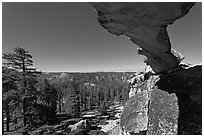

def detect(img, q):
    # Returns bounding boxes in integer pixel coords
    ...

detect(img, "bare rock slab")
[147,87,179,135]
[120,90,149,134]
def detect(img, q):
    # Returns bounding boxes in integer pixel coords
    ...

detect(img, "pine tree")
[52,75,70,114]
[3,47,40,129]
[2,67,20,133]
[38,79,58,120]
[52,82,63,114]
[70,77,81,117]
[3,47,37,72]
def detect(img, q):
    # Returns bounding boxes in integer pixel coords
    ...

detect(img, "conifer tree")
[2,67,20,132]
[70,77,81,117]
[3,47,40,129]
[38,79,58,119]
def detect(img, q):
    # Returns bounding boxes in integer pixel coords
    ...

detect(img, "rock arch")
[90,2,195,74]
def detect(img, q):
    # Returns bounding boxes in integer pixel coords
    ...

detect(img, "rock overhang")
[90,2,195,74]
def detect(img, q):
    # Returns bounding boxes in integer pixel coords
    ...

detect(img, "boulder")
[108,125,121,135]
[68,119,92,135]
[88,129,107,135]
[69,120,86,131]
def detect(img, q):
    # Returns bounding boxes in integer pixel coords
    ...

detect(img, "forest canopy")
[2,47,133,135]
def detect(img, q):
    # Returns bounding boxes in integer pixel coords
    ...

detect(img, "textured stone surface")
[153,65,202,135]
[120,65,201,135]
[120,75,159,134]
[147,87,179,135]
[121,90,149,134]
[90,2,195,74]
[90,2,201,135]
[128,73,144,98]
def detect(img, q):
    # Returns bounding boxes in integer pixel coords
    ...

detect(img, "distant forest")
[2,47,134,134]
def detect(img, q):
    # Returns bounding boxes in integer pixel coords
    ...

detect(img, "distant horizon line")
[41,68,144,73]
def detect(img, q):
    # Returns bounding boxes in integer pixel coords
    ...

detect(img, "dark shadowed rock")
[150,65,202,135]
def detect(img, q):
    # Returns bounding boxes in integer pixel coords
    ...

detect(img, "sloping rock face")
[90,2,195,74]
[121,90,150,134]
[121,74,159,134]
[147,86,179,135]
[120,65,202,135]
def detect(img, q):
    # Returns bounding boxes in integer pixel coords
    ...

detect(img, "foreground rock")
[147,86,179,135]
[121,65,202,135]
[30,118,82,135]
[90,2,195,74]
[121,74,159,134]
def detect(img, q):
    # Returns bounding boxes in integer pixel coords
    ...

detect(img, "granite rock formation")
[90,2,201,135]
[121,74,159,135]
[121,65,202,135]
[149,65,202,135]
[90,2,195,74]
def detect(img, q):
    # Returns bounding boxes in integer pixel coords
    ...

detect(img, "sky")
[2,2,202,72]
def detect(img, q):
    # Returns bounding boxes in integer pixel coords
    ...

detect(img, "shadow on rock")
[154,66,202,135]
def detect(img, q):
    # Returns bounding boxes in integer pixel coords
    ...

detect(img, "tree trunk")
[6,103,9,132]
[2,111,4,135]
[97,91,101,106]
[22,61,27,128]
[84,95,87,110]
[22,60,25,72]
[58,95,62,114]
[23,98,26,127]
